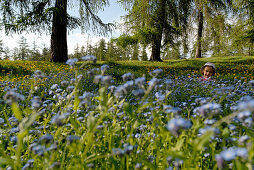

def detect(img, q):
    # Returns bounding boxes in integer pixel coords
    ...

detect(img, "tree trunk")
[150,38,163,61]
[50,0,68,62]
[195,8,203,58]
[149,0,166,62]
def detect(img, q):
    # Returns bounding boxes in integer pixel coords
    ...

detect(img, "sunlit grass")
[1,56,253,82]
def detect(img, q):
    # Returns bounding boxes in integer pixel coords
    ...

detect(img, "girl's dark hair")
[200,65,215,76]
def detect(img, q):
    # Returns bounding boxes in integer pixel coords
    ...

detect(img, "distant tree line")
[0,36,51,61]
[0,36,148,61]
[69,38,148,61]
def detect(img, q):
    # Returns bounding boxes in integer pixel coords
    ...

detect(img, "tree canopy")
[118,0,191,61]
[0,0,114,62]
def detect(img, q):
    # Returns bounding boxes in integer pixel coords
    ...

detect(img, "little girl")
[200,62,216,81]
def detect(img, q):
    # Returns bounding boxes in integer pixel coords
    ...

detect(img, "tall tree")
[192,0,232,58]
[12,47,19,60]
[80,45,86,56]
[18,36,30,60]
[140,45,148,61]
[119,0,191,61]
[73,43,81,59]
[31,39,41,60]
[0,37,4,59]
[42,44,51,61]
[230,0,254,55]
[0,0,114,62]
[132,43,139,60]
[3,47,11,60]
[51,0,68,62]
[106,39,122,61]
[97,38,107,61]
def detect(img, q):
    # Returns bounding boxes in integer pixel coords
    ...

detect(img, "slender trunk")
[50,0,68,62]
[195,8,203,58]
[149,0,166,62]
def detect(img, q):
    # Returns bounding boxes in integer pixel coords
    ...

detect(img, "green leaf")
[219,94,227,103]
[0,157,12,166]
[235,159,246,170]
[194,131,214,151]
[70,116,79,129]
[165,90,173,99]
[87,114,96,131]
[174,137,185,151]
[17,129,28,140]
[123,102,133,117]
[11,102,22,121]
[74,94,80,111]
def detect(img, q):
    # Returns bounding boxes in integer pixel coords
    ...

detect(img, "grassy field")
[0,56,254,81]
[0,56,253,169]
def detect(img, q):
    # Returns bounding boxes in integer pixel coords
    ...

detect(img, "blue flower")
[81,55,97,63]
[66,58,78,68]
[166,117,192,136]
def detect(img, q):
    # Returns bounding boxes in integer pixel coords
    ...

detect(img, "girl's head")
[201,62,216,78]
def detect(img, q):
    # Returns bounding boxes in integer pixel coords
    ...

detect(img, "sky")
[0,0,126,54]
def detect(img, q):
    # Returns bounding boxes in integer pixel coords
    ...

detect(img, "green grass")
[1,56,253,82]
[84,56,254,81]
[0,56,253,169]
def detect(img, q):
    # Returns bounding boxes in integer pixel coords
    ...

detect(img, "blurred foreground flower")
[248,80,254,88]
[66,58,78,68]
[215,147,248,169]
[166,117,192,136]
[32,70,45,79]
[4,89,25,104]
[31,96,42,110]
[81,55,97,63]
[193,103,222,118]
[22,159,34,170]
[149,69,163,77]
[122,72,134,81]
[101,64,109,75]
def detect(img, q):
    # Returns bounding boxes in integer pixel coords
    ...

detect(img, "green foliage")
[97,39,107,61]
[115,34,138,48]
[140,45,148,61]
[131,43,139,60]
[18,36,30,60]
[118,0,191,61]
[0,0,113,35]
[0,0,114,62]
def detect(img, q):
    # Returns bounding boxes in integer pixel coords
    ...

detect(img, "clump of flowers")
[122,72,134,81]
[32,70,46,79]
[149,69,163,77]
[215,147,248,169]
[166,117,192,136]
[66,58,78,69]
[81,55,97,63]
[31,96,42,110]
[3,89,25,104]
[193,103,222,118]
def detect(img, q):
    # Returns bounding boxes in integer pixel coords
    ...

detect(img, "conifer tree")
[0,0,114,62]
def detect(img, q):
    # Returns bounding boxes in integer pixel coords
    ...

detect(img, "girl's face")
[203,66,214,78]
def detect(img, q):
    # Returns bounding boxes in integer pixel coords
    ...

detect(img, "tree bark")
[149,0,166,62]
[150,38,163,61]
[195,8,203,58]
[50,0,68,62]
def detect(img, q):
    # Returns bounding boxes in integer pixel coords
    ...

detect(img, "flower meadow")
[0,56,254,169]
